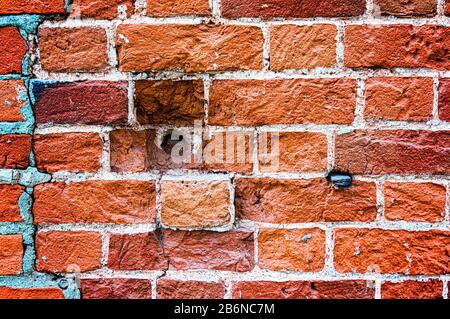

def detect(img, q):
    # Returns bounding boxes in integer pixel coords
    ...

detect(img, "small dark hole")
[160,131,184,155]
[326,171,353,189]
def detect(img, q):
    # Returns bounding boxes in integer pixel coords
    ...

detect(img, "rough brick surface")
[233,281,375,299]
[334,229,450,275]
[381,280,443,299]
[345,25,450,70]
[270,25,337,70]
[365,77,434,122]
[157,280,225,299]
[0,27,27,75]
[221,0,366,19]
[0,287,64,299]
[147,0,210,17]
[0,185,24,223]
[384,182,446,222]
[39,28,108,72]
[0,235,23,275]
[373,0,437,17]
[116,24,263,72]
[34,133,103,173]
[0,135,31,169]
[36,231,102,273]
[0,0,66,14]
[0,80,27,122]
[34,181,156,224]
[81,279,151,299]
[235,179,377,223]
[33,81,128,125]
[335,130,450,175]
[439,78,450,122]
[71,0,134,19]
[209,79,356,125]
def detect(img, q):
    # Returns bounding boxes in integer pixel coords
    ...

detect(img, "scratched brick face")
[0,0,448,301]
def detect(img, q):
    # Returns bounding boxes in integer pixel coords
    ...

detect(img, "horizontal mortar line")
[36,223,157,233]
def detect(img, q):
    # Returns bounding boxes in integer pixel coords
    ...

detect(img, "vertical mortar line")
[262,23,271,71]
[128,79,137,125]
[100,231,110,268]
[432,77,440,121]
[151,277,158,299]
[212,0,221,17]
[228,173,236,229]
[326,130,336,172]
[443,279,448,299]
[100,129,111,173]
[134,0,148,16]
[324,226,335,273]
[203,74,211,126]
[253,227,260,269]
[155,175,163,228]
[374,279,382,299]
[354,78,367,128]
[252,129,260,176]
[366,0,375,17]
[105,22,118,70]
[437,0,446,16]
[335,22,345,68]
[445,182,450,222]
[224,280,233,299]
[375,178,385,222]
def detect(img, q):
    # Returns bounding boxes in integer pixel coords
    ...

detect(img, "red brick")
[33,81,128,125]
[259,228,325,272]
[446,0,450,15]
[209,79,356,126]
[384,182,446,222]
[345,25,450,70]
[135,80,205,125]
[233,281,375,299]
[34,133,103,173]
[334,229,450,275]
[0,287,64,299]
[258,132,328,173]
[147,0,210,17]
[36,231,102,273]
[116,24,263,72]
[71,0,134,19]
[0,80,27,122]
[39,27,108,72]
[0,0,66,14]
[0,185,24,223]
[270,25,337,70]
[163,230,254,272]
[108,232,168,271]
[161,180,230,228]
[439,78,450,122]
[373,0,437,17]
[0,235,23,275]
[365,77,434,122]
[221,0,366,19]
[34,181,156,224]
[335,130,450,175]
[235,178,377,223]
[81,279,151,299]
[0,27,27,75]
[157,280,225,299]
[381,280,443,299]
[0,135,31,169]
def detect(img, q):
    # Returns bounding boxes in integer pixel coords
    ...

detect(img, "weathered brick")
[147,0,210,17]
[235,178,377,223]
[439,78,450,122]
[446,0,450,15]
[81,279,151,299]
[163,230,254,272]
[0,135,31,169]
[33,81,128,125]
[0,287,64,299]
[221,0,366,19]
[34,181,156,224]
[135,80,205,125]
[0,0,66,14]
[39,27,108,72]
[0,27,27,75]
[116,24,263,72]
[270,25,337,70]
[259,228,325,272]
[34,133,103,173]
[334,229,450,275]
[381,280,443,299]
[71,0,134,19]
[161,180,230,228]
[157,280,225,299]
[365,77,434,122]
[258,132,328,173]
[335,130,450,175]
[0,80,27,122]
[373,0,437,17]
[108,232,167,271]
[0,235,23,275]
[0,185,24,223]
[36,231,102,273]
[345,25,450,70]
[209,79,356,126]
[233,281,375,299]
[384,182,446,222]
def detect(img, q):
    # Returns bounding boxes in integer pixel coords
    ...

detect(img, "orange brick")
[0,287,64,299]
[0,0,66,14]
[71,0,134,19]
[381,280,443,299]
[0,80,27,122]
[157,279,225,299]
[147,0,210,17]
[0,235,23,275]
[0,185,24,223]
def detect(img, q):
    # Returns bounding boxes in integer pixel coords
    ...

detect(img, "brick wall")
[0,0,449,299]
